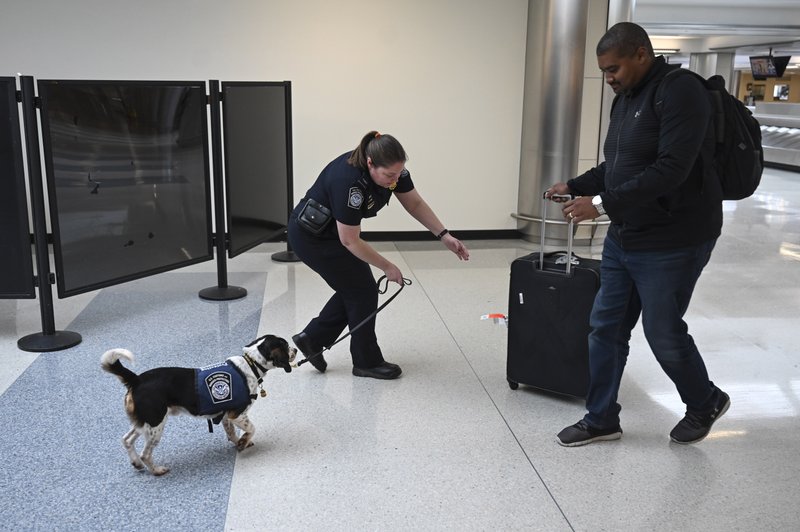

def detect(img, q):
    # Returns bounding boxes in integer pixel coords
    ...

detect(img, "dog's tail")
[100,348,139,388]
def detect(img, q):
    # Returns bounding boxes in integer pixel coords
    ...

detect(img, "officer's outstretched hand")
[383,263,404,285]
[443,234,470,261]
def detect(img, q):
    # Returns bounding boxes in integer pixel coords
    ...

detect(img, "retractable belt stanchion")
[17,75,81,352]
[199,79,247,301]
[271,81,300,263]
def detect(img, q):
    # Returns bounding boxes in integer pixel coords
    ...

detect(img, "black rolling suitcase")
[507,197,601,397]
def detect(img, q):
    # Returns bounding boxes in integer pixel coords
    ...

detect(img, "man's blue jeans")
[584,235,719,429]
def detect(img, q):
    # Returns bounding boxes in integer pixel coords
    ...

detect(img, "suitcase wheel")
[507,379,519,390]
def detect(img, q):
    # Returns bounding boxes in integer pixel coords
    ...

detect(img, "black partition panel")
[0,77,35,299]
[38,80,213,297]
[222,82,290,257]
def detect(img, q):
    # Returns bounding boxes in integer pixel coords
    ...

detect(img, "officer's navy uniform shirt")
[293,151,415,239]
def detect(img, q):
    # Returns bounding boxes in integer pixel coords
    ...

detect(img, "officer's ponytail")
[347,131,407,169]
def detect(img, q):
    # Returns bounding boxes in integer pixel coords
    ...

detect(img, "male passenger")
[546,22,729,446]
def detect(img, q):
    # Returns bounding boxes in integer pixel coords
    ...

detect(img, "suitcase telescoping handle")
[539,193,575,275]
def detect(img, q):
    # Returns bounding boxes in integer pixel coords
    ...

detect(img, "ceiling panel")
[633,0,800,70]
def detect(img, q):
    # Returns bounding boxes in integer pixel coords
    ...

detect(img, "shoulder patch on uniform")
[347,187,364,209]
[400,168,410,178]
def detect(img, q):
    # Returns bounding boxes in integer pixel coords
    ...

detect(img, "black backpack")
[656,69,763,200]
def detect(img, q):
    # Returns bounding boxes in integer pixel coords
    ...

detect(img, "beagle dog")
[101,334,296,476]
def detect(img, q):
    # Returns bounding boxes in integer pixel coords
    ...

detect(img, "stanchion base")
[272,250,301,263]
[17,331,82,353]
[199,286,248,301]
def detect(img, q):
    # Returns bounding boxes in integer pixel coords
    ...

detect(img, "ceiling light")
[654,48,680,55]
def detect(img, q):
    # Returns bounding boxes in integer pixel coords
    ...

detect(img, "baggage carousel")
[753,102,800,170]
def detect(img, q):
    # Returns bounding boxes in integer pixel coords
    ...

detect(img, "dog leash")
[295,275,412,367]
[207,278,409,432]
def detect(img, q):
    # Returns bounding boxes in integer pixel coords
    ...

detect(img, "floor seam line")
[400,251,575,532]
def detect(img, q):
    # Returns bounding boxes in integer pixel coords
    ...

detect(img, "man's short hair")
[596,22,655,58]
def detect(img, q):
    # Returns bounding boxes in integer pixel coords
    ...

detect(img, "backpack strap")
[655,69,728,145]
[653,68,702,115]
[652,68,719,195]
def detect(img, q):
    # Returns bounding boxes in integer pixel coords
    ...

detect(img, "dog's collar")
[242,353,268,384]
[241,353,269,400]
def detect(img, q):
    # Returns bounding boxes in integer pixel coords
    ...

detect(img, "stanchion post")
[272,81,300,263]
[199,79,247,301]
[17,75,81,352]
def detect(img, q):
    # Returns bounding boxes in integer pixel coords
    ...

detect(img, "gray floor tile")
[1,168,798,531]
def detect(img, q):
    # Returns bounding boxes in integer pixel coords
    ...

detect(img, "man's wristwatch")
[592,195,606,216]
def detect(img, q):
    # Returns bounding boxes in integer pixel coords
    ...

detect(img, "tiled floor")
[0,168,798,531]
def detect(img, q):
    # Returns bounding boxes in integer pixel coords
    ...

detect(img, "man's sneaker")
[556,420,622,447]
[670,390,730,444]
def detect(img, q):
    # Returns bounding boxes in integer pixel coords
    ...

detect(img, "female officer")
[288,131,470,379]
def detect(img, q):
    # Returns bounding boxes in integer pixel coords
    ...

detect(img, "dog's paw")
[152,466,170,476]
[236,439,254,452]
[131,460,145,471]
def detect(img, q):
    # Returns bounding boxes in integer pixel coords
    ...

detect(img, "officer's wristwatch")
[592,195,606,216]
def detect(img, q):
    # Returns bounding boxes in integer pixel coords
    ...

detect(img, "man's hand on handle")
[544,184,600,223]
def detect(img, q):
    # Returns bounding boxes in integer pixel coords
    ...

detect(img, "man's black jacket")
[568,56,723,250]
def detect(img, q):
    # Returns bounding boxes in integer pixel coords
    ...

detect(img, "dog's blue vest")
[195,361,252,416]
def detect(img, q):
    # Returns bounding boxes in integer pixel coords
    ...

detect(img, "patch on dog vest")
[195,361,251,416]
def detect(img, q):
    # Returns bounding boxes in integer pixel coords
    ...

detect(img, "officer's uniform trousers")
[287,215,384,368]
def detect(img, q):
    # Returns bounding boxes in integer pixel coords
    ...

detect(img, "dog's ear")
[255,335,278,358]
[257,336,293,372]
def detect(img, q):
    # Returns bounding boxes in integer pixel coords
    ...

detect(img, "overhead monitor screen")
[750,55,777,80]
[38,80,213,297]
[771,56,791,78]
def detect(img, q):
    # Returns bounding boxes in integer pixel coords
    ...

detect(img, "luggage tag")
[554,254,580,266]
[481,313,508,327]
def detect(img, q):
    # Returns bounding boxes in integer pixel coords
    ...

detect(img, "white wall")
[0,0,529,232]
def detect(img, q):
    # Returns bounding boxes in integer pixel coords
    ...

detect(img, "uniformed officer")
[288,131,470,379]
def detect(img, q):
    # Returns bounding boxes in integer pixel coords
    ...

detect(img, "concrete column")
[690,52,736,91]
[516,0,636,243]
[597,0,636,164]
[516,0,589,241]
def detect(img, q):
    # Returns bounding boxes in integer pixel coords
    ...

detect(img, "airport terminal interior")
[0,166,798,530]
[3,1,800,530]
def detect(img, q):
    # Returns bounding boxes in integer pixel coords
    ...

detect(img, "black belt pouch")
[297,198,333,235]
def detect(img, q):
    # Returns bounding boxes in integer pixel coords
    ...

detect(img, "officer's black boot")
[292,332,327,373]
[352,361,402,380]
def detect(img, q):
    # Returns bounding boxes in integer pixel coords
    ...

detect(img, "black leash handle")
[296,275,412,366]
